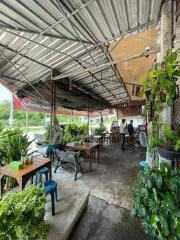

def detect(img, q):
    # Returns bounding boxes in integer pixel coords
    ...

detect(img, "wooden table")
[66,142,100,171]
[93,135,103,147]
[0,157,51,196]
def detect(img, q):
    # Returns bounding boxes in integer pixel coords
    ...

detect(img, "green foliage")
[0,100,46,128]
[0,100,10,120]
[43,124,50,143]
[175,139,180,152]
[158,125,180,152]
[94,127,106,135]
[142,50,180,153]
[150,123,180,153]
[0,129,34,164]
[0,185,48,240]
[132,165,180,240]
[143,49,179,111]
[64,124,88,143]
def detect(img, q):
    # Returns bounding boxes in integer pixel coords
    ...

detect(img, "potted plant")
[142,49,180,163]
[0,129,35,190]
[0,185,48,239]
[142,49,180,111]
[0,128,34,164]
[157,125,180,166]
[131,164,180,240]
[94,127,106,135]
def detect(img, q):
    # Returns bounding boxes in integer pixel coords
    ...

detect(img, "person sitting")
[128,120,134,136]
[127,120,135,151]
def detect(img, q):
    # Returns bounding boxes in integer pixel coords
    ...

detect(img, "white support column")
[159,0,173,124]
[160,0,173,59]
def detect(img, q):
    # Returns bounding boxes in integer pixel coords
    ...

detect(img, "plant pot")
[157,146,180,167]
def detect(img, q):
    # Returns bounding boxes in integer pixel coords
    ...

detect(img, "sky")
[0,83,12,103]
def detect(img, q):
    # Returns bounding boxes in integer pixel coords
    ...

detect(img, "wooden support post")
[116,108,119,122]
[100,98,103,128]
[50,71,56,141]
[50,77,53,141]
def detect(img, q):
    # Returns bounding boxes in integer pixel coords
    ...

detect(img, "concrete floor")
[69,195,151,240]
[44,143,146,240]
[76,143,145,209]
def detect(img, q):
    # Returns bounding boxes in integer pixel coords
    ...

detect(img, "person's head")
[122,119,126,124]
[130,120,133,124]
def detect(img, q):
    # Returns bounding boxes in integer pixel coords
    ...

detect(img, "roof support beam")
[108,96,128,102]
[0,43,52,69]
[52,48,160,80]
[98,87,126,95]
[72,84,110,107]
[99,42,130,100]
[98,19,160,45]
[0,26,93,45]
[0,48,46,101]
[37,0,96,43]
[50,0,97,44]
[1,29,95,66]
[56,0,98,65]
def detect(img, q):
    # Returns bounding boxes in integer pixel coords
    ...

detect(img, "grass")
[21,126,45,133]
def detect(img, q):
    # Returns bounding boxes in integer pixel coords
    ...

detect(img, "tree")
[0,100,10,120]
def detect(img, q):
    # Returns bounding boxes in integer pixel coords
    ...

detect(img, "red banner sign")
[13,95,114,117]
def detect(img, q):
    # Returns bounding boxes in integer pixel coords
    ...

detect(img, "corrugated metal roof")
[0,0,162,109]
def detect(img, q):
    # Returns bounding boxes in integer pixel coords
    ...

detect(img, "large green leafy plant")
[158,125,180,152]
[94,127,106,135]
[64,124,88,143]
[132,165,180,240]
[0,128,34,164]
[0,129,34,189]
[142,49,180,152]
[143,49,180,111]
[0,185,48,240]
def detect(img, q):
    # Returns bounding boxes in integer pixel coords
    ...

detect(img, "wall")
[109,27,158,101]
[116,106,142,118]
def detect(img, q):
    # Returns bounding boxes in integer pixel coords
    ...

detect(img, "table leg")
[31,176,33,184]
[97,146,100,163]
[17,177,26,191]
[48,163,52,180]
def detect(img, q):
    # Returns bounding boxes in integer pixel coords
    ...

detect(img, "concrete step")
[46,190,90,240]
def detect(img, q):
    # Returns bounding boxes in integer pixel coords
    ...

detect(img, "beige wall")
[109,27,159,101]
[116,106,142,119]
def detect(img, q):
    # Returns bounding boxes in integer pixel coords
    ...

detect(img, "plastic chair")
[53,149,82,180]
[44,180,58,216]
[140,160,147,171]
[35,167,49,184]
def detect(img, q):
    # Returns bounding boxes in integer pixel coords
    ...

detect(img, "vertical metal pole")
[100,98,103,128]
[116,107,119,122]
[53,81,56,131]
[25,111,28,128]
[87,96,90,136]
[50,71,53,141]
[9,93,14,129]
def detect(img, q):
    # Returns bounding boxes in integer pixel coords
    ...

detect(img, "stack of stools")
[44,180,58,216]
[36,167,58,216]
